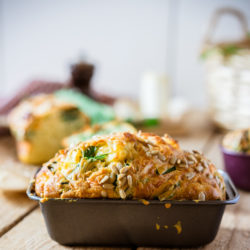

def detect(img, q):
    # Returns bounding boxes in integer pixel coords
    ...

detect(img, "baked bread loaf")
[62,121,137,147]
[223,128,250,154]
[35,132,226,201]
[8,94,89,164]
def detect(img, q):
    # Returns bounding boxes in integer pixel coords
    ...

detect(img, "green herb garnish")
[24,130,35,140]
[83,146,108,161]
[93,154,108,160]
[47,165,54,171]
[61,108,79,122]
[47,161,57,174]
[166,192,175,200]
[84,146,97,158]
[162,166,176,175]
[159,191,175,201]
[156,166,176,175]
[113,175,118,187]
[61,181,69,185]
[125,160,130,166]
[174,181,181,188]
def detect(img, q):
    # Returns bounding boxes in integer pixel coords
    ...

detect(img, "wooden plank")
[0,136,37,236]
[0,132,213,249]
[202,134,250,250]
[201,133,224,169]
[227,192,250,250]
[0,191,37,237]
[0,208,131,250]
[176,130,212,152]
[0,136,39,191]
[203,191,250,250]
[0,208,69,250]
[203,134,233,250]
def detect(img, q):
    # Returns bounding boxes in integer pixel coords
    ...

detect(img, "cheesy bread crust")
[8,94,89,164]
[35,132,226,201]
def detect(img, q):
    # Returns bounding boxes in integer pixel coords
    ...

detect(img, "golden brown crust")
[35,132,226,201]
[8,94,89,164]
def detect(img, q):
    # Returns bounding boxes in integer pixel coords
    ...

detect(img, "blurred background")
[0,0,250,135]
[0,0,249,103]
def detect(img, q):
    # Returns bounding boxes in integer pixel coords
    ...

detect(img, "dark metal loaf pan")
[27,170,239,248]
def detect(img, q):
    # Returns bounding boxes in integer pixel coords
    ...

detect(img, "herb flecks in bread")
[35,132,226,201]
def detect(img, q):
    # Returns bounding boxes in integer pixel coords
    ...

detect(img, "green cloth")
[55,89,115,125]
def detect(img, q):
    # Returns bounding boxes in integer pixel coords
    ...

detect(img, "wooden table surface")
[0,129,249,250]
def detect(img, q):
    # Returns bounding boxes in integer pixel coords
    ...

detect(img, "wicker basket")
[202,8,250,130]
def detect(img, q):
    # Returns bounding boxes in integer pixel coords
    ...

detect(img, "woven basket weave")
[202,8,250,130]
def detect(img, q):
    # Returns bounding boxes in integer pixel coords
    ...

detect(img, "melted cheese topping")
[35,132,226,201]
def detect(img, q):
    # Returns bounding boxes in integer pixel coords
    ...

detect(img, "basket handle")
[204,7,249,45]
